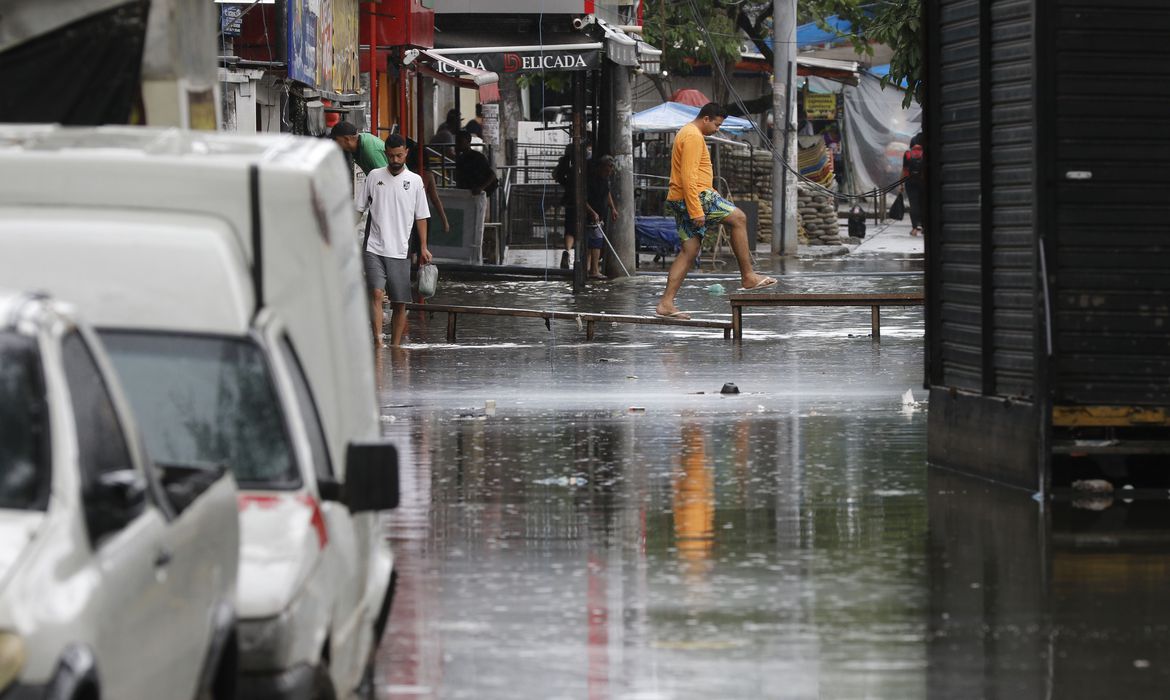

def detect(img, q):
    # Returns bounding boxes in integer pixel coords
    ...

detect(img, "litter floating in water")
[901,389,925,412]
[485,399,497,417]
[1072,479,1114,494]
[721,383,740,395]
[533,475,588,487]
[628,406,646,413]
[706,283,726,295]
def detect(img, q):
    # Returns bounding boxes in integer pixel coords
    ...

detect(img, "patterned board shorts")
[665,190,737,242]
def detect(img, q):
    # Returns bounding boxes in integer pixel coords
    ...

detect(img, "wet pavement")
[370,243,1170,698]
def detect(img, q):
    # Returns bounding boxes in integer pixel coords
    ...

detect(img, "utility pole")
[772,0,798,256]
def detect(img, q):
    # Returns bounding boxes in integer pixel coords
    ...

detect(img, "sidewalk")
[501,218,924,269]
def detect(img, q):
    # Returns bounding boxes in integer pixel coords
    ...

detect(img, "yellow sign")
[804,93,837,120]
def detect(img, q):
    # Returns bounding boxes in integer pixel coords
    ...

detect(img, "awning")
[405,48,500,103]
[595,18,638,67]
[636,40,662,76]
[797,56,861,85]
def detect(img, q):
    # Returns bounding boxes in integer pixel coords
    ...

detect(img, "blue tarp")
[635,216,680,256]
[764,15,854,52]
[866,64,909,88]
[631,102,754,134]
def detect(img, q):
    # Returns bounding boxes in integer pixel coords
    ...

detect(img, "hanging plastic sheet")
[808,73,921,200]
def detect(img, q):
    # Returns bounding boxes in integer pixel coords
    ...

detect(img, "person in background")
[330,121,387,174]
[464,104,484,138]
[656,102,776,320]
[454,130,497,261]
[444,108,462,135]
[901,132,926,236]
[551,131,594,269]
[354,135,431,347]
[585,155,618,280]
[430,121,455,147]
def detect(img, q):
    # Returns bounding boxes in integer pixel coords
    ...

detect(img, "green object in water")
[707,283,726,295]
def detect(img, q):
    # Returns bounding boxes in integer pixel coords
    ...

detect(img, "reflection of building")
[928,470,1170,696]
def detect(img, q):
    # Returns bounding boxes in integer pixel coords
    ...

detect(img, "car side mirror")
[317,475,344,503]
[345,442,399,512]
[85,469,148,543]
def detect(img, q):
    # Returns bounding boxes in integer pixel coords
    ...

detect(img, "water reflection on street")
[371,258,1170,698]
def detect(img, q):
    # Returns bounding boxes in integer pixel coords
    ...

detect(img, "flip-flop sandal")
[741,277,778,291]
[655,310,692,320]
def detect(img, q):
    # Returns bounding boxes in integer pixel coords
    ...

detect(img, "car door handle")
[154,548,173,569]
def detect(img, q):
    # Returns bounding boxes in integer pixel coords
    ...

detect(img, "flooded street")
[371,251,1170,698]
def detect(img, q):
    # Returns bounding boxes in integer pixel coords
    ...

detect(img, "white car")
[0,292,240,700]
[0,125,399,700]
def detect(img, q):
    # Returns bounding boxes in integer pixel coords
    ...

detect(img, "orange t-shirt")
[667,122,713,219]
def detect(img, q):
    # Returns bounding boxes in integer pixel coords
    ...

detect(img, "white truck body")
[0,126,397,698]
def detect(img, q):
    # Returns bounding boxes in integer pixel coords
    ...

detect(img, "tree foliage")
[640,0,743,80]
[637,1,922,107]
[802,0,924,107]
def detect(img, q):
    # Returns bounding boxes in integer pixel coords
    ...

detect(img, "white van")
[0,291,239,700]
[0,126,398,699]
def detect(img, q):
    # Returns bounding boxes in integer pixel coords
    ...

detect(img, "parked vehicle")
[0,291,240,700]
[0,126,400,699]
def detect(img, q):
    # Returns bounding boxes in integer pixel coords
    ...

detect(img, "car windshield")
[100,331,300,490]
[0,333,49,510]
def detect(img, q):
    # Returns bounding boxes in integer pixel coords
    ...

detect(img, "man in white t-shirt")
[355,134,432,347]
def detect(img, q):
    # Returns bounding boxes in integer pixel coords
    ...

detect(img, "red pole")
[368,2,379,134]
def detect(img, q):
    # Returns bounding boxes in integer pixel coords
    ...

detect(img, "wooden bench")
[728,292,925,341]
[405,302,733,342]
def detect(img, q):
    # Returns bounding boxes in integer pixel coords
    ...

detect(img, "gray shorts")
[364,252,412,303]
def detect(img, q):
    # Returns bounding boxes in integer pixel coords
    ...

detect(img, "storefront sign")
[482,103,500,145]
[221,5,244,36]
[288,0,360,93]
[433,47,601,76]
[805,93,838,120]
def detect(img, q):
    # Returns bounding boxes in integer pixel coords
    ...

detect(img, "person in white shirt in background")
[356,134,432,347]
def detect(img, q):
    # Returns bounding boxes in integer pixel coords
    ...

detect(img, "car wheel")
[311,662,337,700]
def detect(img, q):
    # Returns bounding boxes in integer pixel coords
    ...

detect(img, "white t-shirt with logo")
[355,166,430,259]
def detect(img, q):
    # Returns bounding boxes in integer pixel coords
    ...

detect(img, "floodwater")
[370,253,1170,699]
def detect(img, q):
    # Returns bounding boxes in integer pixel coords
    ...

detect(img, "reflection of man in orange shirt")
[656,103,776,320]
[674,422,713,578]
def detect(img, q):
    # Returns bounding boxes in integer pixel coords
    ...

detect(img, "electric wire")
[682,0,908,202]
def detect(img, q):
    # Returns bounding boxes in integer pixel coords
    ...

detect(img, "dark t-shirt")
[454,149,494,192]
[586,172,611,221]
[464,118,483,137]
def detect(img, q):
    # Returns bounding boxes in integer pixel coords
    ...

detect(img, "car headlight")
[0,632,25,691]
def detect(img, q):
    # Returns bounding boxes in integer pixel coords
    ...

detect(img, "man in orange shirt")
[656,103,776,319]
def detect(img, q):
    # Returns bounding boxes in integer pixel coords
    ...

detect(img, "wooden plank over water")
[404,303,733,342]
[727,292,925,341]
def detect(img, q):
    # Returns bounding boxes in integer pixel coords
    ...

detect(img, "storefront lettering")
[434,52,593,75]
[437,58,489,75]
